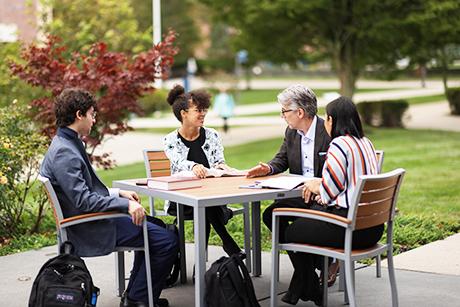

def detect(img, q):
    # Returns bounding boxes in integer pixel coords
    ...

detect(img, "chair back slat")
[150,169,171,177]
[349,168,405,230]
[144,150,171,178]
[355,209,391,230]
[147,151,168,160]
[361,175,399,191]
[359,184,397,203]
[357,196,393,217]
[149,160,170,171]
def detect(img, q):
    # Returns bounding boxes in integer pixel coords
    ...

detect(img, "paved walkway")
[2,236,460,306]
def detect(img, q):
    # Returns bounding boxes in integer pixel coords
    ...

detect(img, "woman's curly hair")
[167,84,211,122]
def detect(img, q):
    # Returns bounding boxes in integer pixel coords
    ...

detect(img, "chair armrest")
[60,212,130,228]
[273,208,351,228]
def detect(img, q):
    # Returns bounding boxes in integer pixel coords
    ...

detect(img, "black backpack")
[28,242,99,307]
[205,254,261,307]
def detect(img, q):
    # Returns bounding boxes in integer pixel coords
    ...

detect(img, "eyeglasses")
[280,109,294,117]
[188,108,208,114]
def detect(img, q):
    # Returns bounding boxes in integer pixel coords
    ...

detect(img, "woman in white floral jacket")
[162,84,244,258]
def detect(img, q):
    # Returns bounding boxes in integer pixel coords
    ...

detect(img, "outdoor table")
[113,175,302,306]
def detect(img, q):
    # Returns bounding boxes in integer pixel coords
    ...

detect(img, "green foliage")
[390,214,460,254]
[0,101,48,238]
[199,0,417,97]
[0,42,46,108]
[0,232,57,256]
[357,100,409,127]
[446,87,460,115]
[138,89,169,115]
[41,0,151,54]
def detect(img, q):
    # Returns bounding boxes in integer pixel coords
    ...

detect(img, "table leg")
[251,201,261,276]
[194,206,206,307]
[177,203,187,284]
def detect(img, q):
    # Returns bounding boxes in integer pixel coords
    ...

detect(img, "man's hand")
[192,164,207,178]
[120,190,140,203]
[246,162,271,178]
[302,178,321,203]
[128,200,145,226]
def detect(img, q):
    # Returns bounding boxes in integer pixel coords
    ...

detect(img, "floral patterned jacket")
[163,127,226,174]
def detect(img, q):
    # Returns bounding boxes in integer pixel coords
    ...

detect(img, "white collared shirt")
[297,116,317,177]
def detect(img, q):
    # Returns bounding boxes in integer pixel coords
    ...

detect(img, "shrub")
[446,87,460,115]
[138,89,169,116]
[0,101,49,239]
[10,33,178,169]
[357,100,409,127]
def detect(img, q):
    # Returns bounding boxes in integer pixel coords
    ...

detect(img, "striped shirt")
[319,135,378,209]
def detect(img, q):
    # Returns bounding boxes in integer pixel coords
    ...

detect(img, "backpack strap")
[232,256,260,307]
[59,241,75,255]
[224,257,250,304]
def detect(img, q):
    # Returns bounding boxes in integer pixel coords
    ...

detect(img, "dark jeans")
[115,217,179,304]
[284,204,384,299]
[262,197,308,242]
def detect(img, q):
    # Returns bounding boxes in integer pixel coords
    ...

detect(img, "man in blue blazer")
[40,88,178,307]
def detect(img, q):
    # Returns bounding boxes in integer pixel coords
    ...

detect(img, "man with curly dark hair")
[41,88,178,307]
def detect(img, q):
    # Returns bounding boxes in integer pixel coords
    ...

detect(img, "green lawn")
[97,128,460,252]
[405,94,447,105]
[99,128,460,221]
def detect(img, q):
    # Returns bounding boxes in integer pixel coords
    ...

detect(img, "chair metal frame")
[38,175,154,307]
[270,168,405,307]
[143,149,252,282]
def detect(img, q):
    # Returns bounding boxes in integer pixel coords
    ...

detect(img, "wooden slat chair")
[270,168,405,307]
[336,149,386,293]
[143,149,252,283]
[38,175,155,307]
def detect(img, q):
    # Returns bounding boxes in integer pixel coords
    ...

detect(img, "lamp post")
[153,0,162,88]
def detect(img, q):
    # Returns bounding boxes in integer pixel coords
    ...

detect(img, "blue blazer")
[40,127,129,257]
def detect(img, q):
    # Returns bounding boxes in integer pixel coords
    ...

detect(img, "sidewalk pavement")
[1,234,460,306]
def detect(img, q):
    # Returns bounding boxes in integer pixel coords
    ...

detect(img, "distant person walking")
[213,87,235,133]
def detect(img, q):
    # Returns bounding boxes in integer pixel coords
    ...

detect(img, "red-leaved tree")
[10,31,178,169]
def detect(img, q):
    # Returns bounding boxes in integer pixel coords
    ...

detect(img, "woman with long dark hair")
[281,96,383,305]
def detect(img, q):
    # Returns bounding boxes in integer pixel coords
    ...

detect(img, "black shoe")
[120,295,147,307]
[281,291,300,305]
[120,292,168,307]
[156,298,169,307]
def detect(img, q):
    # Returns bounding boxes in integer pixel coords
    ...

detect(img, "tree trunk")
[440,48,449,94]
[334,38,358,99]
[333,0,358,99]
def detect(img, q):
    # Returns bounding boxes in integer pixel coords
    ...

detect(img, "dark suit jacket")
[40,127,129,257]
[269,116,331,178]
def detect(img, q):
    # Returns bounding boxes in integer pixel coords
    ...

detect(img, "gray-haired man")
[246,84,331,237]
